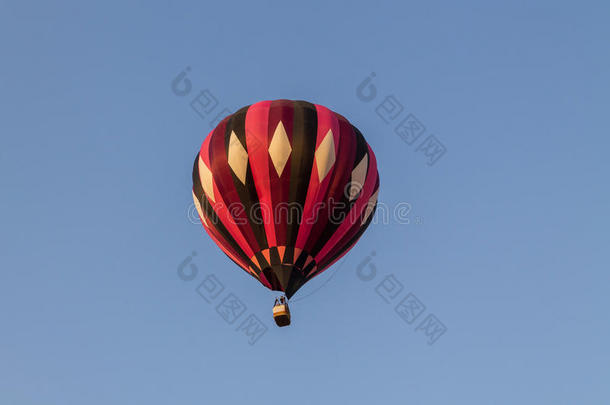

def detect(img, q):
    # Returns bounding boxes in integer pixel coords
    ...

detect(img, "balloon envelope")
[192,100,379,298]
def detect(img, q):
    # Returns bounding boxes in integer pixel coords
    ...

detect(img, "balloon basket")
[273,296,291,327]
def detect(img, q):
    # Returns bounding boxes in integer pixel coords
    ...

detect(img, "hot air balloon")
[192,100,379,326]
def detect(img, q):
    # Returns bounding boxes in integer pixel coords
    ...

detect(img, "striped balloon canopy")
[192,100,379,298]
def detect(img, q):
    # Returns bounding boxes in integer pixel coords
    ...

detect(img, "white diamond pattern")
[349,154,368,200]
[315,129,336,181]
[268,121,292,176]
[227,131,249,184]
[361,189,379,224]
[198,156,215,203]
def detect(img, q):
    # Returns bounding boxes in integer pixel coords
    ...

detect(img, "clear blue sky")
[1,1,609,404]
